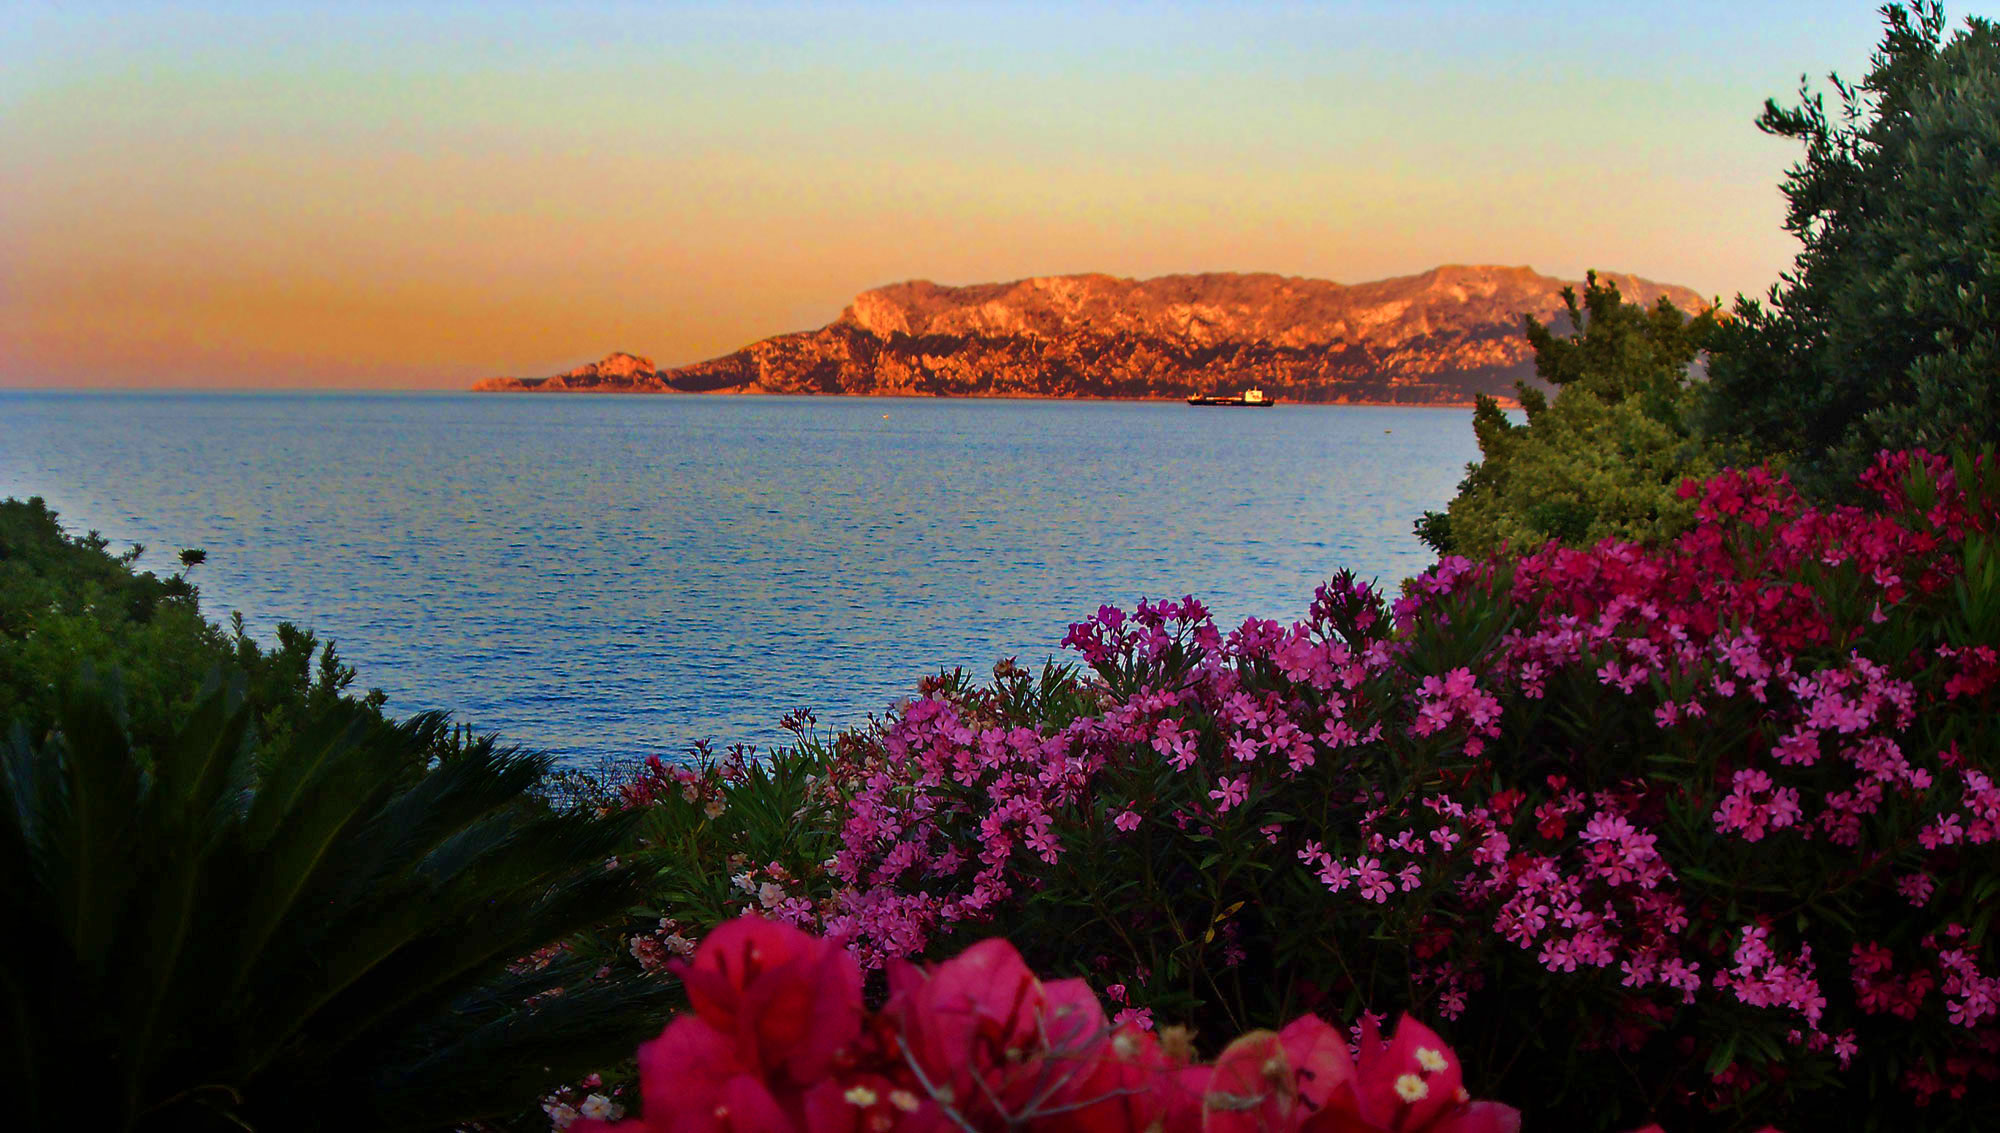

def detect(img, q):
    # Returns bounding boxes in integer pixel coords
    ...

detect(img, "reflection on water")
[0,392,1476,765]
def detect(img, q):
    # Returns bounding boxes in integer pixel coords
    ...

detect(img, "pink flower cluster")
[617,742,750,814]
[621,450,1998,1124]
[826,586,1408,966]
[575,914,1520,1133]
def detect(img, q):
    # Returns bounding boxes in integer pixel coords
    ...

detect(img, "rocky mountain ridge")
[472,266,1707,403]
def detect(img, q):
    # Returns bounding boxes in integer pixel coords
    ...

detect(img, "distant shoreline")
[468,266,1695,407]
[1,387,1512,408]
[469,387,1517,410]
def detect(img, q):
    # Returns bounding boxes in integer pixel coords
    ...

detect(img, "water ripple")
[2,392,1477,765]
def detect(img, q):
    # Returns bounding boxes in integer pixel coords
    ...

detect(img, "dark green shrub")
[0,678,673,1132]
[0,496,381,760]
[1703,1,2000,492]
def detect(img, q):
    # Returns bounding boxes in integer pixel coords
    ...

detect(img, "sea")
[0,392,1478,768]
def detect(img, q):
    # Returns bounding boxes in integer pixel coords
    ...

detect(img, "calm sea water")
[1,393,1476,765]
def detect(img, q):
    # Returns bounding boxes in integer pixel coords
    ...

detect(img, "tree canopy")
[1703,1,2000,493]
[1418,275,1719,557]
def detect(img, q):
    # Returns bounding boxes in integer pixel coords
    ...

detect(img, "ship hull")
[1186,395,1277,407]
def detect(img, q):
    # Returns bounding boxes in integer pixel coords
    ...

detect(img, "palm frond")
[3,668,658,1133]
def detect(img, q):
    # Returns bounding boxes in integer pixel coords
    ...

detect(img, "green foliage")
[0,496,676,1130]
[0,497,382,760]
[1418,275,1720,557]
[1703,1,2000,493]
[631,739,842,933]
[0,677,673,1132]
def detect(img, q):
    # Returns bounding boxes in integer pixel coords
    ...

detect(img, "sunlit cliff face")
[472,266,1705,404]
[0,2,1929,388]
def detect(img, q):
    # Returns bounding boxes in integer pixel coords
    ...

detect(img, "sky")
[5,1,1996,389]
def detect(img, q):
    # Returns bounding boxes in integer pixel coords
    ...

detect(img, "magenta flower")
[1209,775,1249,812]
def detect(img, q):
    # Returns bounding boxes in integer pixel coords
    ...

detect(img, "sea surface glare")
[1,393,1479,766]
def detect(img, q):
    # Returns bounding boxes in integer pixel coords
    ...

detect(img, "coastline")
[0,388,1516,408]
[467,386,1518,410]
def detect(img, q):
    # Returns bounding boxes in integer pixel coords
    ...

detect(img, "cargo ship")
[1186,388,1276,407]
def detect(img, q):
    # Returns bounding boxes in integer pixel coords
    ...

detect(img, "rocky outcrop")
[471,351,669,392]
[474,267,1707,403]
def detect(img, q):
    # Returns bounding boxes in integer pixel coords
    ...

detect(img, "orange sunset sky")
[6,1,1998,389]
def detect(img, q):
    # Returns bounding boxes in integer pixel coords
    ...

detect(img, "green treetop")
[1703,1,2000,494]
[1417,274,1720,558]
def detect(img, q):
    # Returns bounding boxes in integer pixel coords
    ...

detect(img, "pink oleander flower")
[1210,775,1250,812]
[792,448,2000,1122]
